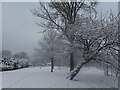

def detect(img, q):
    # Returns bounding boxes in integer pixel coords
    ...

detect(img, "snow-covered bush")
[17,58,30,68]
[0,57,30,71]
[0,58,14,71]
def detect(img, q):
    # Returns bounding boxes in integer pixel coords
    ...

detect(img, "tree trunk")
[70,52,74,71]
[104,64,109,76]
[67,60,90,80]
[51,58,54,72]
[67,39,92,80]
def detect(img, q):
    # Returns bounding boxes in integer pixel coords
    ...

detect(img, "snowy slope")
[2,67,118,88]
[0,72,2,89]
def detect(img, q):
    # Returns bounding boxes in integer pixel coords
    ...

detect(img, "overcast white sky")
[2,2,118,56]
[2,2,41,56]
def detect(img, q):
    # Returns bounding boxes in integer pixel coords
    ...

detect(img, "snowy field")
[0,72,2,89]
[1,66,118,88]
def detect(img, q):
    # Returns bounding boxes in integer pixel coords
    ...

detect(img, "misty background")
[2,2,118,56]
[1,2,119,88]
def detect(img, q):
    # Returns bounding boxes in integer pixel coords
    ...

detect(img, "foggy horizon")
[1,1,119,88]
[2,2,118,56]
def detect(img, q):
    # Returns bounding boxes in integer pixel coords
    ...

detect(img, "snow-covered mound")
[1,66,118,88]
[0,58,30,71]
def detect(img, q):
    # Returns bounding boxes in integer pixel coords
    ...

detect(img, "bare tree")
[66,11,119,80]
[2,50,12,58]
[13,52,29,59]
[31,1,119,80]
[31,0,97,71]
[34,29,62,72]
[19,52,29,59]
[13,53,20,59]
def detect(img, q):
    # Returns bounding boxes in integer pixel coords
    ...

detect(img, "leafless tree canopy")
[32,1,119,80]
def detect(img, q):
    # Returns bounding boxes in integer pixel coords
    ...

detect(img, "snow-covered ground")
[0,72,2,89]
[1,66,118,88]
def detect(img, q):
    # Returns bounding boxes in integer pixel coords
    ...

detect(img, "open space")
[2,67,118,88]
